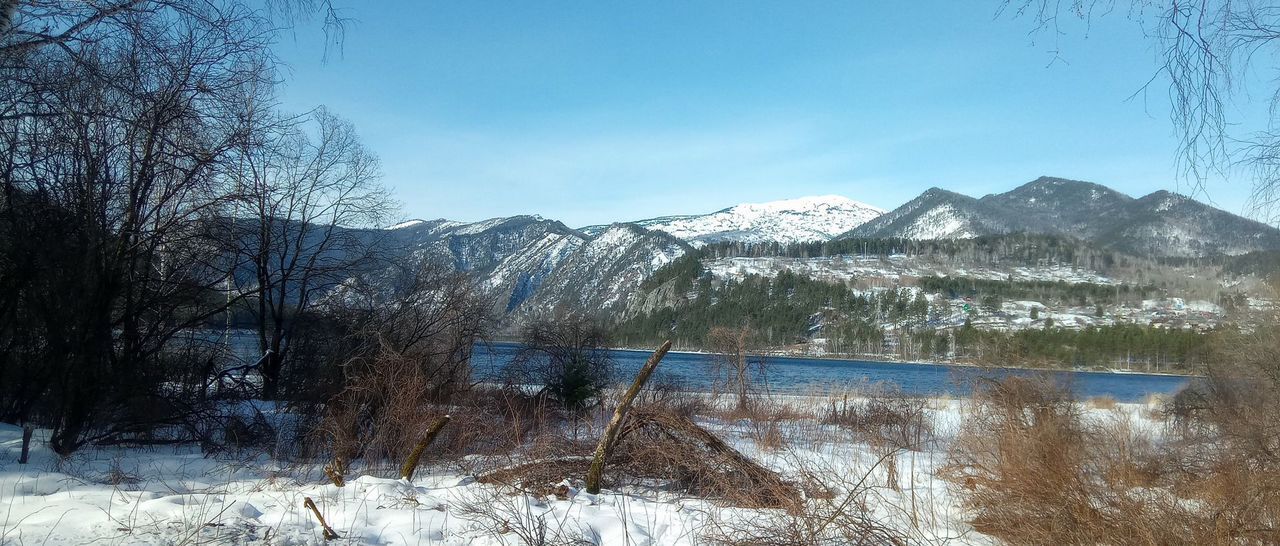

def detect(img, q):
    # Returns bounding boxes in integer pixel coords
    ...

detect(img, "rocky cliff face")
[375,216,690,318]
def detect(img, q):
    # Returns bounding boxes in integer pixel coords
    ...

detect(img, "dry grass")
[453,485,596,545]
[699,453,912,546]
[823,387,933,452]
[1086,395,1118,410]
[313,350,452,476]
[939,375,1277,545]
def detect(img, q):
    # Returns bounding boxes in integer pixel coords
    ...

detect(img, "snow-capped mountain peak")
[388,219,427,230]
[727,194,880,214]
[607,194,885,246]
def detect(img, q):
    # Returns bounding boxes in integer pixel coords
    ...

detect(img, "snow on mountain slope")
[843,188,1002,240]
[389,216,582,273]
[387,219,429,230]
[366,217,689,317]
[845,177,1280,256]
[519,224,690,314]
[484,231,587,312]
[896,203,979,239]
[592,195,885,246]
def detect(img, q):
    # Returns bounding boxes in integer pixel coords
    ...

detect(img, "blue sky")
[272,1,1266,227]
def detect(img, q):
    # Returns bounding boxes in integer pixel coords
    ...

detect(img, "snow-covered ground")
[0,394,1170,545]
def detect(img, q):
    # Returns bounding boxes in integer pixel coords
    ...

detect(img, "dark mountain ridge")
[841,176,1280,257]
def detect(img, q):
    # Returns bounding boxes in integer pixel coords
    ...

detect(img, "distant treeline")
[700,233,1145,271]
[1210,250,1280,278]
[620,257,1215,371]
[953,323,1210,371]
[619,269,930,348]
[917,276,1157,306]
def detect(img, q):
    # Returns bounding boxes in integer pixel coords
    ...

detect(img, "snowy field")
[0,395,1167,545]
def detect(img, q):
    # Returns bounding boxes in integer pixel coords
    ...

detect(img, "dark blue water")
[473,342,1192,402]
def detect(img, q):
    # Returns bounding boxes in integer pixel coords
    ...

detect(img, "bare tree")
[0,1,348,61]
[230,106,392,400]
[707,325,768,412]
[508,314,615,412]
[0,0,275,453]
[314,258,493,470]
[998,1,1280,219]
[0,0,376,452]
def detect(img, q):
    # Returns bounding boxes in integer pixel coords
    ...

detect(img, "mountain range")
[581,195,884,246]
[379,216,690,318]
[842,176,1280,257]
[374,176,1279,319]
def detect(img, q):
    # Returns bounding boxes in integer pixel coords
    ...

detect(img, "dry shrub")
[824,386,932,451]
[943,375,1212,545]
[701,392,768,422]
[943,375,1093,542]
[434,383,614,481]
[1092,411,1165,489]
[1155,325,1280,544]
[304,260,491,473]
[633,374,708,417]
[707,325,768,413]
[1086,395,1118,410]
[453,386,561,453]
[949,328,1280,546]
[475,407,802,511]
[613,408,801,510]
[477,457,595,498]
[749,417,787,452]
[700,455,910,546]
[703,506,905,546]
[454,485,596,546]
[730,399,807,453]
[315,347,451,473]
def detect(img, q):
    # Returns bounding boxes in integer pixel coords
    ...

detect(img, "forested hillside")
[617,245,1237,371]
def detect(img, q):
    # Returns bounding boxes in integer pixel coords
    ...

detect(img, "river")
[472,341,1191,402]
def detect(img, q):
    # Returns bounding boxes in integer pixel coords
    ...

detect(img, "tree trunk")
[261,351,282,400]
[400,414,451,481]
[18,425,32,464]
[585,340,671,494]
